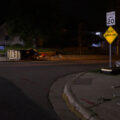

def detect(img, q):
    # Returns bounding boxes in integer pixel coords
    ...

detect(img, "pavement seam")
[63,72,101,120]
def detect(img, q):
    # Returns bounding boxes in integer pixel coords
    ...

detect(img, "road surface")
[0,61,107,120]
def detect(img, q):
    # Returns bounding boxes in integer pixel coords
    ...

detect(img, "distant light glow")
[101,68,112,72]
[95,32,101,35]
[92,43,101,47]
[0,46,5,50]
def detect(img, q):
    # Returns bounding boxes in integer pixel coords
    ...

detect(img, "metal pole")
[109,44,112,68]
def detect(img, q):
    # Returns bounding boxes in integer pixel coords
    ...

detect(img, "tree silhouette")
[6,0,63,47]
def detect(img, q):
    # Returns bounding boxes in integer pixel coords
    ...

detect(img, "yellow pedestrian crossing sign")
[103,26,118,44]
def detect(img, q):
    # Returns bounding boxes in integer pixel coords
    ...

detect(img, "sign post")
[103,26,118,68]
[109,44,112,68]
[103,11,117,68]
[101,11,119,73]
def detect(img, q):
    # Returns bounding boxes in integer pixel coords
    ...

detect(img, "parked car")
[20,48,45,60]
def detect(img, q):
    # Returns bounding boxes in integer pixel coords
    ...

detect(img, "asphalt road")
[0,61,107,120]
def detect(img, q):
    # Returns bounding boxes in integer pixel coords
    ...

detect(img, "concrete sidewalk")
[63,72,120,120]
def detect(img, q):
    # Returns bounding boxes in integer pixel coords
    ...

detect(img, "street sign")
[106,11,115,26]
[103,26,118,44]
[103,26,118,68]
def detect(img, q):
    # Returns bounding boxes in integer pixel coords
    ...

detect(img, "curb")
[63,72,101,120]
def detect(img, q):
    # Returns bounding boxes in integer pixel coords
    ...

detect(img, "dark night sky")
[62,0,108,25]
[0,0,110,26]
